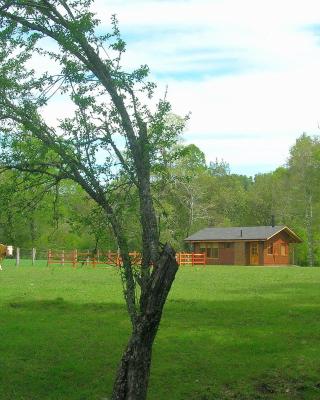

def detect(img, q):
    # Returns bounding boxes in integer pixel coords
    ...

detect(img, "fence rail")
[4,247,206,267]
[47,249,142,268]
[176,252,206,266]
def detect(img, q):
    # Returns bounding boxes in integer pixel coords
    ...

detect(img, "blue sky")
[39,0,320,176]
[91,0,320,176]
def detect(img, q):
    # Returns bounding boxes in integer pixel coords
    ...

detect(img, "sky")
[89,0,320,176]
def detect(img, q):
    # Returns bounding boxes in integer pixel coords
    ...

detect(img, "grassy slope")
[1,261,320,399]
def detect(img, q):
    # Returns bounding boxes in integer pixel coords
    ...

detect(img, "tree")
[288,134,320,266]
[209,158,230,176]
[0,169,61,247]
[0,2,186,398]
[159,144,210,240]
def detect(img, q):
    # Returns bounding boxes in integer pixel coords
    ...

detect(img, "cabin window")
[224,243,233,249]
[206,244,219,259]
[280,244,286,256]
[212,245,219,258]
[200,246,206,254]
[267,244,273,255]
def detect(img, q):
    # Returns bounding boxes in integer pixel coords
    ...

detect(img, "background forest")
[1,132,319,266]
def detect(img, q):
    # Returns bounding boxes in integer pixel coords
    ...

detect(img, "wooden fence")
[47,249,141,268]
[176,252,206,266]
[6,248,207,268]
[47,250,206,268]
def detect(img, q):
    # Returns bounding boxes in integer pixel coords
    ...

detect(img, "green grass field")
[1,261,320,400]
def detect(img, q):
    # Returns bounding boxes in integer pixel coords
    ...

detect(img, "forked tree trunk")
[112,244,178,400]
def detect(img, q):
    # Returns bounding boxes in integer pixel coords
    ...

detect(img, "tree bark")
[306,193,314,267]
[111,320,155,400]
[111,244,178,400]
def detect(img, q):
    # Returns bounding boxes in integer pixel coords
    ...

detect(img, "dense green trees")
[2,133,319,266]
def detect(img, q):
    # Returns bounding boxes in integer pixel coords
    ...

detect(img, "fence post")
[117,247,120,267]
[32,248,36,266]
[203,251,207,266]
[86,250,90,266]
[73,249,77,268]
[192,252,194,266]
[61,250,65,267]
[16,247,20,267]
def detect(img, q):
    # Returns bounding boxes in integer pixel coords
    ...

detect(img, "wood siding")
[194,242,235,265]
[263,232,291,265]
[191,234,292,265]
[234,242,246,265]
[220,245,235,265]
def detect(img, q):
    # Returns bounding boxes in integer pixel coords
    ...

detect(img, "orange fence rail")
[47,249,78,268]
[176,252,206,266]
[48,250,206,268]
[47,250,142,268]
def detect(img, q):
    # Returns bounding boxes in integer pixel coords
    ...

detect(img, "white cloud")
[92,0,320,174]
[26,0,320,175]
[160,64,320,172]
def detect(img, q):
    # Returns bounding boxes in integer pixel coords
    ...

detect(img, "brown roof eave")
[266,226,303,243]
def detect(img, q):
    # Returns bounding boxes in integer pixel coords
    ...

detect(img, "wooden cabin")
[184,226,302,266]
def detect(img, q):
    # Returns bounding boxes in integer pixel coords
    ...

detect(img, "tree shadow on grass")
[7,297,123,312]
[0,298,129,400]
[1,288,320,400]
[223,281,320,297]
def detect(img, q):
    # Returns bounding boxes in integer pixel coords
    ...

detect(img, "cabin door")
[250,242,259,265]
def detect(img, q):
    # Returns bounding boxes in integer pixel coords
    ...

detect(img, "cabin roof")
[184,225,302,243]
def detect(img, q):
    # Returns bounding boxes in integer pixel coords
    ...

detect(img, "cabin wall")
[220,245,235,265]
[263,232,290,265]
[245,242,250,265]
[194,242,235,265]
[234,242,246,265]
[191,232,292,266]
[259,242,264,265]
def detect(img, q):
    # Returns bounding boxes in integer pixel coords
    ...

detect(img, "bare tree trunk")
[306,193,314,267]
[186,192,194,238]
[30,212,36,246]
[111,245,178,400]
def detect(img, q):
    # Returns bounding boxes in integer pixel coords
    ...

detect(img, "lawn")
[1,261,320,399]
